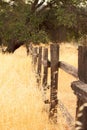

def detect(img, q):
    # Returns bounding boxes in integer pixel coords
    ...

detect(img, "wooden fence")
[28,43,87,130]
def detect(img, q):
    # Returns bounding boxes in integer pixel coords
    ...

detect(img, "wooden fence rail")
[28,43,87,129]
[71,46,87,130]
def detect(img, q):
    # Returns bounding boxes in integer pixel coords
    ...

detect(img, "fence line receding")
[28,43,87,130]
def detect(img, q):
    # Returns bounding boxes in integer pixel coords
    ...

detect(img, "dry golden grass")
[58,43,78,127]
[0,43,78,130]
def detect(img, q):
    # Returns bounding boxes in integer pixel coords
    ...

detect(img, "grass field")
[0,43,78,130]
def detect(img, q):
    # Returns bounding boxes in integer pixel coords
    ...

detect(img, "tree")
[29,0,87,41]
[0,0,31,52]
[0,0,87,52]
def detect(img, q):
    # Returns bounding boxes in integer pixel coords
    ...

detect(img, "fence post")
[32,47,38,71]
[49,44,59,123]
[75,46,87,129]
[37,46,42,86]
[28,43,33,55]
[42,47,48,103]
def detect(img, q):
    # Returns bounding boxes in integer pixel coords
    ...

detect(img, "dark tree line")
[0,0,87,52]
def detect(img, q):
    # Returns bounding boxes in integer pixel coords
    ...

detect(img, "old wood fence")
[28,43,87,130]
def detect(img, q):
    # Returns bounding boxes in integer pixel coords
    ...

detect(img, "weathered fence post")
[49,44,59,123]
[71,46,87,130]
[37,46,42,86]
[32,47,38,71]
[42,47,48,103]
[28,43,33,55]
[78,46,87,83]
[73,46,87,129]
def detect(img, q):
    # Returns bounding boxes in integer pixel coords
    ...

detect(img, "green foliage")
[0,0,50,46]
[56,7,77,27]
[0,0,87,48]
[30,30,49,44]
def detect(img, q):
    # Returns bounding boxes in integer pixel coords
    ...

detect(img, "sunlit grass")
[58,43,78,125]
[0,43,77,130]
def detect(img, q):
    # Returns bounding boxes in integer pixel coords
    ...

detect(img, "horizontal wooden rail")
[71,80,87,102]
[59,61,78,78]
[71,80,87,129]
[42,60,78,78]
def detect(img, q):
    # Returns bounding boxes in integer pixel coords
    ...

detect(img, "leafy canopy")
[0,0,87,46]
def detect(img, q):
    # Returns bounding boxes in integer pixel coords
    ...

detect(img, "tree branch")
[31,0,39,12]
[36,1,54,13]
[36,1,45,9]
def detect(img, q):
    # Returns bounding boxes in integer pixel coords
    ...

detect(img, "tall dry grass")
[58,43,78,125]
[0,43,78,130]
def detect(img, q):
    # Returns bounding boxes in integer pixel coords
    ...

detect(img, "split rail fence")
[28,43,87,130]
